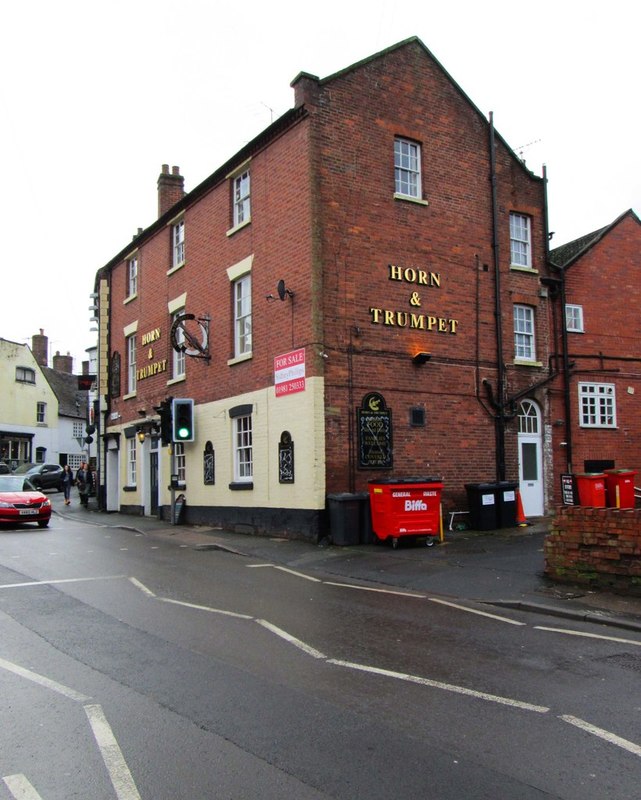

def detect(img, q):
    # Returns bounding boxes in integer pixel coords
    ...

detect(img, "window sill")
[226,218,251,237]
[123,391,137,400]
[229,481,253,491]
[167,261,185,276]
[510,264,537,274]
[393,193,428,206]
[123,294,138,305]
[513,359,543,368]
[167,375,186,386]
[227,352,252,366]
[123,485,137,492]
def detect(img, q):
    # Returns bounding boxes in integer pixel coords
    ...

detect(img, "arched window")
[518,400,539,435]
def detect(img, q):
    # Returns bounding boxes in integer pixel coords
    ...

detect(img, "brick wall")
[545,505,641,595]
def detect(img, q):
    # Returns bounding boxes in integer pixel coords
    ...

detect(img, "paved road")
[0,504,640,798]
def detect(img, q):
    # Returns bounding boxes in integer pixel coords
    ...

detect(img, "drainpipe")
[489,112,506,481]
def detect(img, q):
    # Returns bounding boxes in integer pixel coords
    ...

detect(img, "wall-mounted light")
[412,352,431,365]
[137,430,146,444]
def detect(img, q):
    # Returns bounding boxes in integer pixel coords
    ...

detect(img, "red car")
[0,476,52,528]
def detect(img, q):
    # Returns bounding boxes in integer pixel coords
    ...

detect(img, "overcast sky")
[1,0,638,370]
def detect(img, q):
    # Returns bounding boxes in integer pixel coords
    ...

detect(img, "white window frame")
[127,255,138,298]
[73,421,84,438]
[36,402,46,423]
[565,304,584,333]
[579,382,616,428]
[233,170,251,227]
[127,437,137,485]
[172,309,186,380]
[234,274,252,358]
[394,137,422,200]
[233,414,253,482]
[172,219,185,268]
[510,212,532,268]
[127,334,137,395]
[514,304,536,362]
[174,442,186,484]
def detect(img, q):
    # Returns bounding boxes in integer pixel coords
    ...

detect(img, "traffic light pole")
[170,445,176,525]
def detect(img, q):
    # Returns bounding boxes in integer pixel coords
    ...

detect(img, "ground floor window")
[127,438,137,485]
[174,442,186,484]
[234,414,253,482]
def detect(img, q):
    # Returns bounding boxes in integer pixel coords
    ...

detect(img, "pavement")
[50,492,641,634]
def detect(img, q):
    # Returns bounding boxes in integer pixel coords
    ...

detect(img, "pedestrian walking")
[61,464,74,505]
[76,462,90,507]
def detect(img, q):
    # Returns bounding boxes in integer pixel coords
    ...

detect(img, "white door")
[517,400,544,517]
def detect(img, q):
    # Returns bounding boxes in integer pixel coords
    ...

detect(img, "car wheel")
[38,520,49,528]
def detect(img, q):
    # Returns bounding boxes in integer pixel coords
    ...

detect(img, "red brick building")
[94,37,555,539]
[548,209,641,502]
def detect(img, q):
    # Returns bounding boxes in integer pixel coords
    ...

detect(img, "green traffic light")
[177,427,190,439]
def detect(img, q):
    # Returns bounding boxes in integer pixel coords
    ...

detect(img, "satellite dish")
[277,279,286,301]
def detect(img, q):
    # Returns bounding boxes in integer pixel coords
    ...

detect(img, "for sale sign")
[274,348,306,397]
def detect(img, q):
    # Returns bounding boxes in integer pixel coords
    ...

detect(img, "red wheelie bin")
[368,476,443,548]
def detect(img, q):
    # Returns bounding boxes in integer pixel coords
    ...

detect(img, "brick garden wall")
[545,505,641,595]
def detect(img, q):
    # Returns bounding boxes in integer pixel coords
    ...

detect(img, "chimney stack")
[31,329,48,367]
[53,350,74,374]
[157,164,185,218]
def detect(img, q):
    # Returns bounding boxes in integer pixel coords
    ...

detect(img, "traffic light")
[155,400,173,446]
[172,398,195,442]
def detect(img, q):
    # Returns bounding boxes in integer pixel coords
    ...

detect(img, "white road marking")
[274,566,322,582]
[159,596,253,619]
[0,656,91,702]
[327,659,550,713]
[535,626,641,647]
[3,774,43,799]
[84,704,142,800]
[0,576,125,590]
[429,597,527,625]
[560,715,641,758]
[128,577,156,597]
[256,619,327,659]
[324,581,426,598]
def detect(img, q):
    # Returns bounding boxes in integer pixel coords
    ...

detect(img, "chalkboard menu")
[560,473,576,505]
[357,392,393,469]
[278,431,294,483]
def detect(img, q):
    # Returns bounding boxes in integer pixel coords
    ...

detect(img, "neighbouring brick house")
[548,209,641,504]
[94,37,556,538]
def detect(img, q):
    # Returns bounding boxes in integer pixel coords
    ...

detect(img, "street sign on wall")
[274,348,305,397]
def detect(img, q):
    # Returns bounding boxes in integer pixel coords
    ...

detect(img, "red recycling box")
[604,469,637,509]
[368,477,443,545]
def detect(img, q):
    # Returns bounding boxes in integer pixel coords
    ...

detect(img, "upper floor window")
[514,304,536,361]
[127,255,138,298]
[127,334,137,395]
[73,421,84,438]
[234,274,252,358]
[16,366,36,384]
[172,310,186,380]
[172,219,185,268]
[579,382,616,428]
[565,304,584,333]
[233,170,251,227]
[36,402,46,423]
[394,138,422,200]
[510,213,532,268]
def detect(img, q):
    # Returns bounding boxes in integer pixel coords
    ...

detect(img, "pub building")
[93,37,554,540]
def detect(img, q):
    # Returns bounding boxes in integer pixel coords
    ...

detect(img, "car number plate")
[19,509,38,516]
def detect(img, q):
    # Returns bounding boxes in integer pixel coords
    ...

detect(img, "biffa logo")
[405,499,428,511]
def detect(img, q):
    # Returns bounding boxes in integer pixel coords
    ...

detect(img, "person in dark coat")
[62,464,74,505]
[76,462,90,507]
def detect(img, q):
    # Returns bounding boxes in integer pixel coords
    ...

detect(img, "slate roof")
[41,367,87,419]
[550,209,640,268]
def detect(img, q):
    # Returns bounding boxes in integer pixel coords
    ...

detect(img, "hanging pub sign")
[357,392,393,469]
